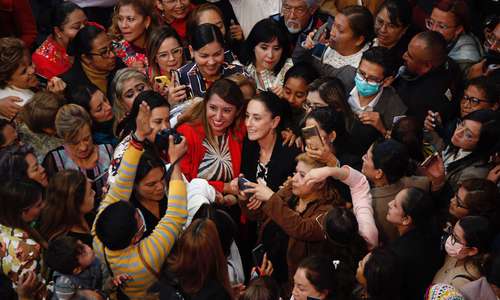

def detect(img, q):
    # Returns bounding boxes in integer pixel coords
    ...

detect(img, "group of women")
[0,0,499,300]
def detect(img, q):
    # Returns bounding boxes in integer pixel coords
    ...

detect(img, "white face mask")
[444,235,468,260]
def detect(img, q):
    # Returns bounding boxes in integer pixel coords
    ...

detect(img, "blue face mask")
[355,73,381,97]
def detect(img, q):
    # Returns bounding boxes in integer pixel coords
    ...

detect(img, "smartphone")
[238,177,251,191]
[312,18,332,43]
[252,244,265,268]
[170,70,192,100]
[170,70,180,87]
[312,23,328,43]
[154,75,170,86]
[420,152,439,167]
[302,125,324,150]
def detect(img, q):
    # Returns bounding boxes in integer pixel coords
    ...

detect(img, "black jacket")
[393,59,462,125]
[60,58,126,103]
[270,12,330,51]
[389,229,443,300]
[344,86,407,170]
[240,135,300,191]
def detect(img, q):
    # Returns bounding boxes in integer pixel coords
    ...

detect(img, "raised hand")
[167,83,188,106]
[135,102,152,141]
[305,138,337,165]
[424,110,442,132]
[47,77,66,94]
[229,22,244,41]
[168,135,187,162]
[253,253,273,276]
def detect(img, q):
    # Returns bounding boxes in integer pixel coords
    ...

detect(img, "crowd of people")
[0,0,499,299]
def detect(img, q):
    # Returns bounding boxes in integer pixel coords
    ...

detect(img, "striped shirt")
[92,143,187,299]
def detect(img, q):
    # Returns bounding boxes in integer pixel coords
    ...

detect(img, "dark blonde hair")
[55,104,92,143]
[296,153,342,206]
[167,218,232,297]
[21,91,64,134]
[176,78,244,148]
[0,37,26,88]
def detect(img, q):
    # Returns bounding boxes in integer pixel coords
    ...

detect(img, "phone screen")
[252,244,265,267]
[302,125,324,150]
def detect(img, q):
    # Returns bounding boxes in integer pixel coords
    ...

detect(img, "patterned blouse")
[198,134,233,182]
[0,224,48,300]
[245,58,294,92]
[42,144,114,205]
[177,61,247,98]
[112,39,148,68]
[32,36,72,80]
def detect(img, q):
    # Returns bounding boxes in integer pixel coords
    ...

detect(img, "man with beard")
[270,0,330,50]
[393,31,462,125]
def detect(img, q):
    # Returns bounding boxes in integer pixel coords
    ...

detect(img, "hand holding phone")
[238,177,251,191]
[312,19,330,44]
[302,125,324,151]
[154,75,170,86]
[420,152,439,168]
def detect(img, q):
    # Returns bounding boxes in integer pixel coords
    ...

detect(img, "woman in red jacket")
[176,78,245,196]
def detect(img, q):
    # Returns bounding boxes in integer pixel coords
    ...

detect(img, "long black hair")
[67,25,104,59]
[242,18,290,74]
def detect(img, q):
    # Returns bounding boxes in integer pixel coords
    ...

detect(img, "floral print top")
[112,39,148,68]
[32,36,72,80]
[0,224,48,300]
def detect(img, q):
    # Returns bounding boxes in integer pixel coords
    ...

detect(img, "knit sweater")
[92,142,187,299]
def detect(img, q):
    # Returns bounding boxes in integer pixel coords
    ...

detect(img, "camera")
[154,128,182,152]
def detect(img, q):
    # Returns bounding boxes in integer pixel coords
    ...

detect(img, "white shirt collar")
[347,86,384,114]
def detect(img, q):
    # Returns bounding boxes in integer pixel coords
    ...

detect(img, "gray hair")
[284,0,320,8]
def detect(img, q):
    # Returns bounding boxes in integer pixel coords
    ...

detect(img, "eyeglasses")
[375,17,401,31]
[156,46,183,61]
[485,30,500,50]
[302,102,329,111]
[88,46,115,58]
[461,94,494,107]
[425,18,457,31]
[456,119,477,141]
[356,70,384,86]
[446,226,466,246]
[162,0,187,6]
[282,3,309,17]
[454,193,468,209]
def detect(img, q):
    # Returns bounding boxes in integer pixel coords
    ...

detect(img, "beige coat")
[433,255,481,288]
[372,176,430,244]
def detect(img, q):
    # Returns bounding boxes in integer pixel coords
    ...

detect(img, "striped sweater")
[92,143,187,299]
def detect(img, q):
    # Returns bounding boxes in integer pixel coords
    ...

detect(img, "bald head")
[413,31,448,67]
